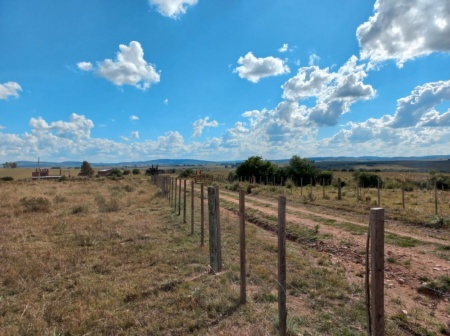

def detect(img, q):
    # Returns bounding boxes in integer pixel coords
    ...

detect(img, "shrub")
[71,204,89,214]
[1,176,13,181]
[179,168,194,178]
[246,184,258,194]
[109,168,123,177]
[285,178,295,189]
[58,175,68,182]
[132,168,141,175]
[20,197,52,212]
[226,181,240,191]
[123,169,131,175]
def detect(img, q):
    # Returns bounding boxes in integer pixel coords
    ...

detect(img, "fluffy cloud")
[192,117,218,137]
[357,0,450,67]
[130,115,139,121]
[0,82,22,100]
[121,131,140,141]
[29,113,94,139]
[390,80,450,127]
[148,0,198,19]
[77,62,93,71]
[282,56,376,126]
[79,41,160,90]
[278,43,289,53]
[234,52,290,83]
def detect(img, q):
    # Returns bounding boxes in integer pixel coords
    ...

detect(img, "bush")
[123,169,131,175]
[1,176,13,181]
[179,168,194,178]
[20,197,52,212]
[58,175,68,182]
[108,168,122,180]
[132,168,141,175]
[246,184,258,194]
[226,181,240,191]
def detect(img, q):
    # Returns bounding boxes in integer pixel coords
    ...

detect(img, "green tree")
[132,168,141,175]
[79,161,95,176]
[235,156,278,180]
[286,155,320,185]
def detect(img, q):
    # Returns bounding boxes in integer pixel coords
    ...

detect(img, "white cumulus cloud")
[130,115,139,121]
[357,0,450,68]
[234,52,290,83]
[84,41,161,90]
[390,80,450,127]
[192,117,218,137]
[0,82,22,100]
[149,0,198,19]
[282,56,376,126]
[77,62,93,71]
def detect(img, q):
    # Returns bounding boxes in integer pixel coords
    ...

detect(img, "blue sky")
[1,0,450,163]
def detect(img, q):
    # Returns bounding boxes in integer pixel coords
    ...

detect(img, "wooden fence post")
[278,196,287,336]
[201,183,204,246]
[435,182,438,215]
[191,180,194,234]
[322,179,325,199]
[370,208,385,336]
[301,177,303,196]
[183,179,187,223]
[178,178,181,216]
[173,178,177,210]
[402,186,405,210]
[208,186,222,273]
[239,189,246,304]
[377,180,381,207]
[338,178,342,200]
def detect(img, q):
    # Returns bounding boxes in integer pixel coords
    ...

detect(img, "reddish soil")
[216,189,450,328]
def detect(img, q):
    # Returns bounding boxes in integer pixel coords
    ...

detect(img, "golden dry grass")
[0,176,446,335]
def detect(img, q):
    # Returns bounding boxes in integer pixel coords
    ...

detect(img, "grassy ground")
[0,176,445,335]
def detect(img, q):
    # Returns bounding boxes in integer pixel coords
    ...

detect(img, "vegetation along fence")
[150,175,401,336]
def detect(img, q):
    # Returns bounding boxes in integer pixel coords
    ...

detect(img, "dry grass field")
[1,172,449,335]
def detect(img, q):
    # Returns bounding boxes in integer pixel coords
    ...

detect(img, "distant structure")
[32,168,49,178]
[31,168,61,180]
[145,165,176,175]
[98,168,113,177]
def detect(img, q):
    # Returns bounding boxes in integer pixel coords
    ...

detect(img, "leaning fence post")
[370,208,385,336]
[208,186,222,273]
[239,189,246,304]
[278,196,287,336]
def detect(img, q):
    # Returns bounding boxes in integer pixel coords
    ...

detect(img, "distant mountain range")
[11,155,450,168]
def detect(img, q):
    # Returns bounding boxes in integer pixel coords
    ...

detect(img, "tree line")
[230,155,333,186]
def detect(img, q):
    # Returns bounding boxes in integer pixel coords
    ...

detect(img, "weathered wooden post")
[201,183,204,246]
[338,178,342,200]
[208,186,222,273]
[402,185,405,210]
[174,178,177,210]
[322,179,325,199]
[377,179,381,207]
[278,196,287,336]
[370,208,385,336]
[435,181,438,215]
[183,179,187,223]
[239,189,246,304]
[178,178,181,216]
[191,180,194,234]
[301,177,303,196]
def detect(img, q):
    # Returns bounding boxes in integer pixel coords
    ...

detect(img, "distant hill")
[11,155,450,169]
